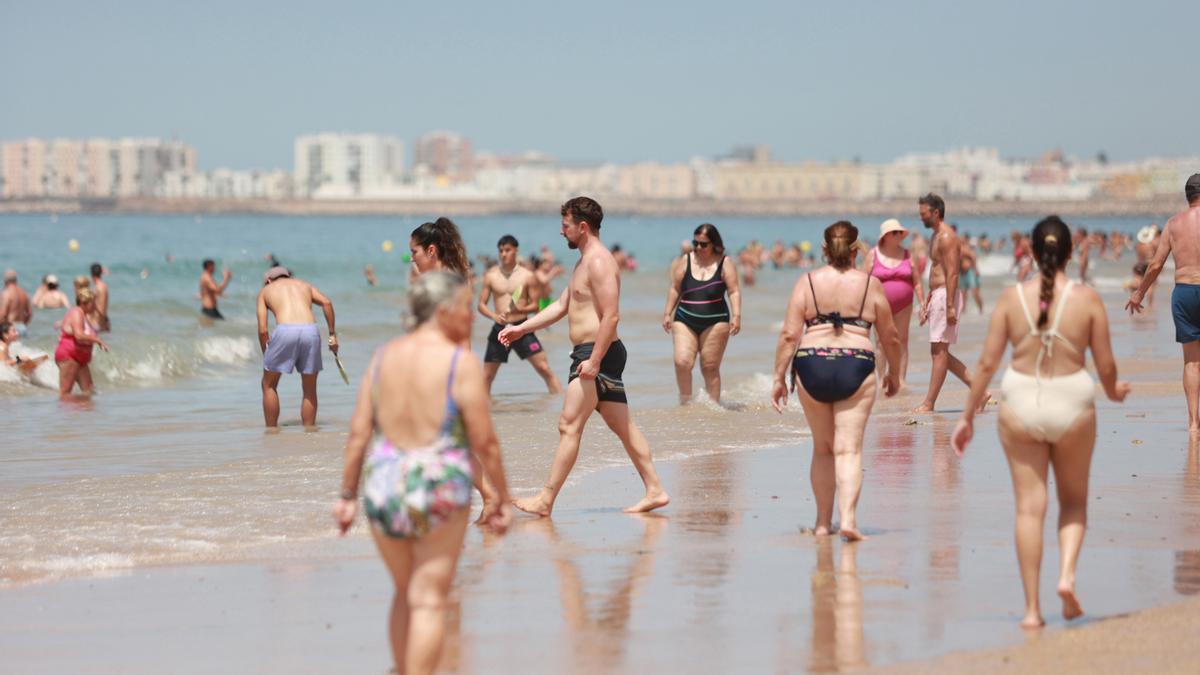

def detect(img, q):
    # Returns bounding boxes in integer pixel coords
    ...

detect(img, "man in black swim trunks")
[478,235,561,394]
[499,196,669,516]
[199,259,232,319]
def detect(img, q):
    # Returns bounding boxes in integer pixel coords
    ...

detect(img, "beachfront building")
[713,159,869,201]
[612,162,696,200]
[414,131,474,184]
[160,169,293,200]
[293,133,405,199]
[1,137,195,199]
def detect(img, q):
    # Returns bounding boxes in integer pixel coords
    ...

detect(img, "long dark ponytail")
[411,217,469,277]
[1030,216,1072,329]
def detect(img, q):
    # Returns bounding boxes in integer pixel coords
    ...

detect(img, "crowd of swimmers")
[1,263,111,394]
[6,176,1200,671]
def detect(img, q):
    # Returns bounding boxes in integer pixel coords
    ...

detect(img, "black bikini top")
[805,273,872,331]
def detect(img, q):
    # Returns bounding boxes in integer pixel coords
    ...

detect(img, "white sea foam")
[196,335,256,365]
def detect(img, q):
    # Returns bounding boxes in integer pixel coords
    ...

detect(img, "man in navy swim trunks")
[257,266,338,430]
[498,197,669,516]
[1128,174,1200,432]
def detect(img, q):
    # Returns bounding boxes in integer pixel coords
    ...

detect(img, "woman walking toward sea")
[865,219,924,387]
[334,271,512,674]
[952,216,1130,627]
[662,223,742,404]
[772,221,901,540]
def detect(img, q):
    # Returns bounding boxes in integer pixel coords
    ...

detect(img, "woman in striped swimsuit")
[662,223,742,404]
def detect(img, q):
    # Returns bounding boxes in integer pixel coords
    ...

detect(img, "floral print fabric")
[362,433,473,539]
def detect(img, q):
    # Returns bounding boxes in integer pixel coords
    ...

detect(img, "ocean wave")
[4,335,262,391]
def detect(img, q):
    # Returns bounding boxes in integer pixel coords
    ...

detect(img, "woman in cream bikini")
[951,216,1131,628]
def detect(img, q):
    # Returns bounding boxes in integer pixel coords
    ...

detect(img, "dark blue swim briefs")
[1172,283,1200,343]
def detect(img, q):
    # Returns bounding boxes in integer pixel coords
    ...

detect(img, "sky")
[2,1,1196,170]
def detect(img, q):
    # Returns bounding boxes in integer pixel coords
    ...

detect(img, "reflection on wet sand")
[674,453,743,618]
[809,540,866,672]
[925,420,963,640]
[526,515,667,672]
[1174,550,1200,596]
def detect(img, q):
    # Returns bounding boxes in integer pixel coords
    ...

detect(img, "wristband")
[340,489,356,500]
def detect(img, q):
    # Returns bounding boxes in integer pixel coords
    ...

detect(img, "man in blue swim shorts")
[257,266,338,430]
[1128,174,1200,432]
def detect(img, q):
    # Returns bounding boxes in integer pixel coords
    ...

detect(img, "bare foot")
[840,525,864,542]
[810,524,835,536]
[912,402,935,413]
[623,489,670,513]
[1020,613,1046,629]
[1058,582,1084,620]
[976,391,992,413]
[512,492,554,518]
[474,501,499,526]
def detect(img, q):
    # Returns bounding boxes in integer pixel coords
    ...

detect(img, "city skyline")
[2,1,1198,171]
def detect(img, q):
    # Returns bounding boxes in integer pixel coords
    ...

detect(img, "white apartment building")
[160,169,293,200]
[294,133,405,198]
[1,137,194,199]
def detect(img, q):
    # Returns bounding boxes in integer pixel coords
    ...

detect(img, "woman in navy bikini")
[771,221,902,541]
[662,223,742,404]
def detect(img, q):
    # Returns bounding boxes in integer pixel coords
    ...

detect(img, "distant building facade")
[414,131,474,183]
[1,137,194,199]
[293,133,405,198]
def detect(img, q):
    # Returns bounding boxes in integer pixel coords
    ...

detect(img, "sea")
[0,211,1171,586]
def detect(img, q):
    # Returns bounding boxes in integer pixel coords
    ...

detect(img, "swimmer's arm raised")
[256,290,269,353]
[335,360,377,533]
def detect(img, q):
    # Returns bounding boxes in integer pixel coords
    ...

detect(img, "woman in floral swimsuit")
[334,271,512,673]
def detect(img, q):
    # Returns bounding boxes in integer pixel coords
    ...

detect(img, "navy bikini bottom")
[791,347,876,403]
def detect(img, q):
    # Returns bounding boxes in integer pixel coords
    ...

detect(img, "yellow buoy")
[381,240,394,253]
[68,239,80,252]
[799,240,812,253]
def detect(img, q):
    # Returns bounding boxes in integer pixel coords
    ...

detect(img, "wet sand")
[3,383,1198,673]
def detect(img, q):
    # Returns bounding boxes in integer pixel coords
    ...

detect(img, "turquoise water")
[0,212,1165,585]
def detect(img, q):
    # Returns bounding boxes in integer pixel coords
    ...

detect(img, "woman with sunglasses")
[662,223,742,404]
[865,219,924,386]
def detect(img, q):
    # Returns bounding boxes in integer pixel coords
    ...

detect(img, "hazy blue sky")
[2,1,1195,170]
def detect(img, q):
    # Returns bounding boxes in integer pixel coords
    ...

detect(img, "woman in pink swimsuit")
[866,219,924,385]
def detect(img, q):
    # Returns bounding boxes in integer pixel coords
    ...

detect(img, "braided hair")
[1030,216,1072,329]
[411,217,469,277]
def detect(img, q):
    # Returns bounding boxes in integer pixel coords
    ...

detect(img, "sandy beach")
[3,387,1197,673]
[3,214,1199,672]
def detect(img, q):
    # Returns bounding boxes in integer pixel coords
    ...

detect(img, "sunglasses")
[692,240,711,249]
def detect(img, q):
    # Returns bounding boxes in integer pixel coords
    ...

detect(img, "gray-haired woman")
[334,271,512,674]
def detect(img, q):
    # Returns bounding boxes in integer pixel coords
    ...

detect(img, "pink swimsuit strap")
[871,249,912,283]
